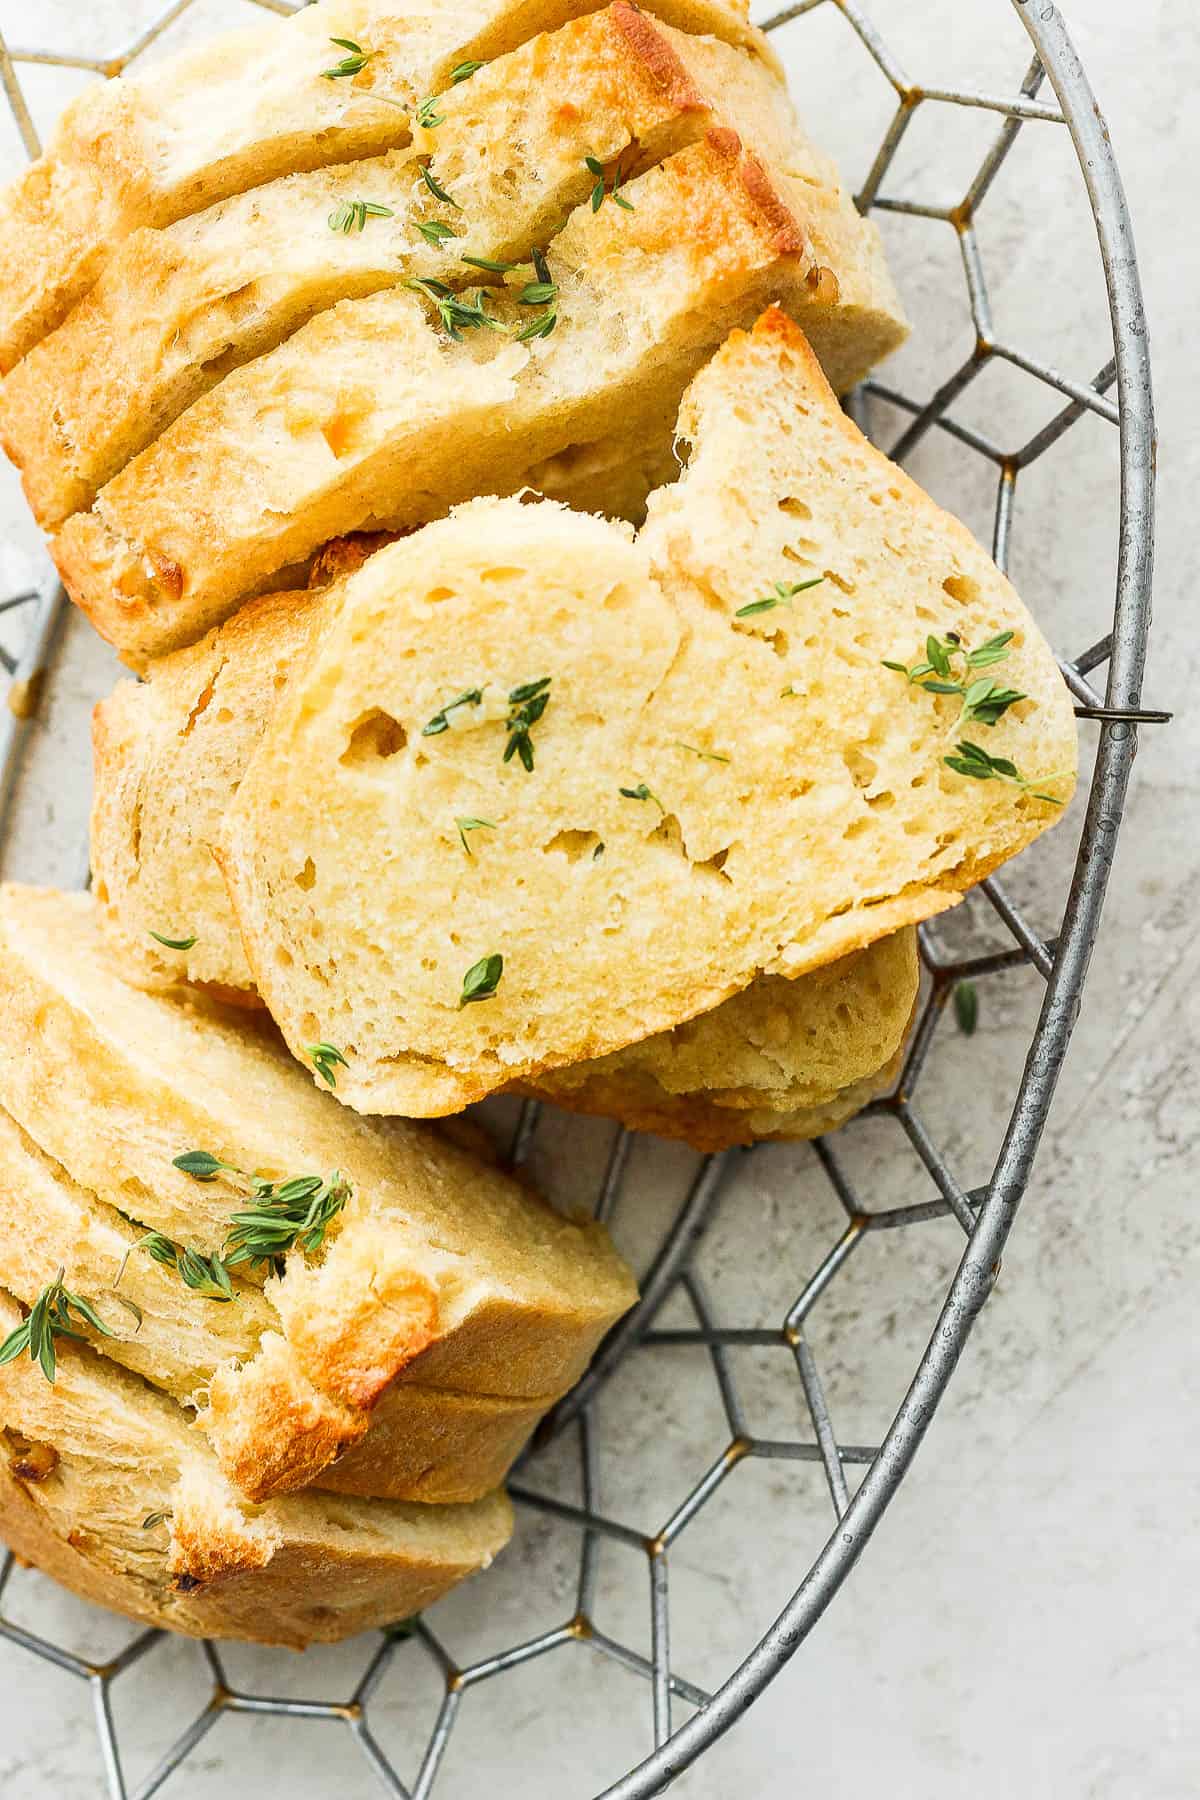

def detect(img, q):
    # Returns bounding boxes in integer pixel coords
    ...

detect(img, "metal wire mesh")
[0,1,1158,1795]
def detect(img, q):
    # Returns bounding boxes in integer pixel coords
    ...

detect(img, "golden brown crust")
[610,1,707,112]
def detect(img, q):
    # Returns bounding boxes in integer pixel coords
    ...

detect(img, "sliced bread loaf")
[90,569,918,1148]
[53,130,906,666]
[0,1291,512,1647]
[0,885,635,1498]
[1,4,819,528]
[0,0,774,373]
[0,1104,548,1502]
[216,313,1076,1115]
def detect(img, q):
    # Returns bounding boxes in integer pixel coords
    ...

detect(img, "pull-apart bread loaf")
[90,581,920,1149]
[1,3,839,529]
[0,885,636,1501]
[214,311,1076,1116]
[0,1291,513,1647]
[51,123,906,666]
[0,0,775,374]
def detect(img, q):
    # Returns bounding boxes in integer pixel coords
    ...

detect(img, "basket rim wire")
[0,2,1158,1796]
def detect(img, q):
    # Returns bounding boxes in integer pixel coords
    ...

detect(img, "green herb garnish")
[953,979,978,1036]
[503,678,551,771]
[172,1150,235,1180]
[592,841,605,860]
[149,930,196,951]
[308,1042,350,1088]
[321,37,373,79]
[416,218,460,247]
[515,248,558,341]
[943,740,1064,805]
[132,1233,235,1302]
[883,630,1025,727]
[619,782,665,813]
[735,575,825,618]
[674,742,730,763]
[422,687,485,735]
[585,154,635,212]
[171,1157,352,1277]
[0,1270,118,1384]
[328,198,394,234]
[456,816,497,855]
[461,254,518,274]
[142,1511,172,1531]
[418,164,461,209]
[415,94,445,129]
[459,953,503,1007]
[407,278,504,340]
[449,60,485,83]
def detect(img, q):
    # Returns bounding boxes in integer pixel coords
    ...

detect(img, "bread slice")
[90,571,918,1148]
[0,1292,512,1647]
[1,5,818,529]
[0,0,774,374]
[0,1104,549,1503]
[53,129,907,666]
[528,935,919,1149]
[0,885,635,1498]
[216,312,1076,1115]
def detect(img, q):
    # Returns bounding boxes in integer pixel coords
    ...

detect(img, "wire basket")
[0,1,1158,1795]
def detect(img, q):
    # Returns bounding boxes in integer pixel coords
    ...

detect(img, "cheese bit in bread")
[213,313,1075,1116]
[0,1287,514,1647]
[87,583,920,1151]
[54,129,901,665]
[0,0,779,374]
[0,3,836,531]
[0,885,636,1500]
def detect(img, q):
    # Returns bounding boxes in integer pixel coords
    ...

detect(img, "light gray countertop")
[0,0,1192,1794]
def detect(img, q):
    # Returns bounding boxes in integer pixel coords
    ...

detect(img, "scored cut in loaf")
[0,0,775,374]
[0,1291,513,1647]
[0,1105,549,1503]
[0,4,824,530]
[90,570,919,1149]
[53,126,907,666]
[216,309,1076,1117]
[0,885,636,1500]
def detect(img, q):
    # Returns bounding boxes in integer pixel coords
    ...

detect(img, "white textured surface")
[0,0,1193,1795]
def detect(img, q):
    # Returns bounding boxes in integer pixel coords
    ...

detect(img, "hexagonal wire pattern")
[0,0,1159,1795]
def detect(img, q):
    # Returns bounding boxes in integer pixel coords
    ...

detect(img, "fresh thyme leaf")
[422,686,485,735]
[619,782,665,814]
[224,1171,350,1271]
[133,1232,235,1302]
[142,1510,172,1531]
[407,278,505,340]
[585,154,635,212]
[173,1150,236,1181]
[734,575,824,618]
[415,94,445,129]
[418,164,461,209]
[416,218,459,247]
[966,630,1014,669]
[456,815,497,855]
[674,741,730,764]
[944,739,1064,805]
[459,953,503,1007]
[322,37,373,79]
[592,841,605,860]
[0,1269,119,1384]
[953,979,979,1036]
[461,254,518,273]
[926,634,952,678]
[514,247,558,340]
[503,677,551,772]
[309,1042,350,1088]
[449,59,485,83]
[885,630,1026,727]
[959,678,1025,729]
[328,198,394,234]
[149,930,197,951]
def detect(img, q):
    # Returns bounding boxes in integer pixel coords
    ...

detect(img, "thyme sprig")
[407,278,504,340]
[172,1154,352,1278]
[585,154,635,212]
[456,816,497,855]
[460,953,503,1007]
[417,218,460,248]
[943,739,1065,805]
[423,687,485,735]
[0,1270,118,1384]
[674,742,730,764]
[418,164,461,209]
[503,678,551,771]
[127,1233,234,1302]
[883,631,1026,728]
[415,94,445,129]
[449,59,485,83]
[461,254,518,274]
[321,37,372,79]
[620,782,665,814]
[149,930,196,951]
[735,575,825,618]
[515,249,558,342]
[328,198,394,234]
[308,1042,350,1088]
